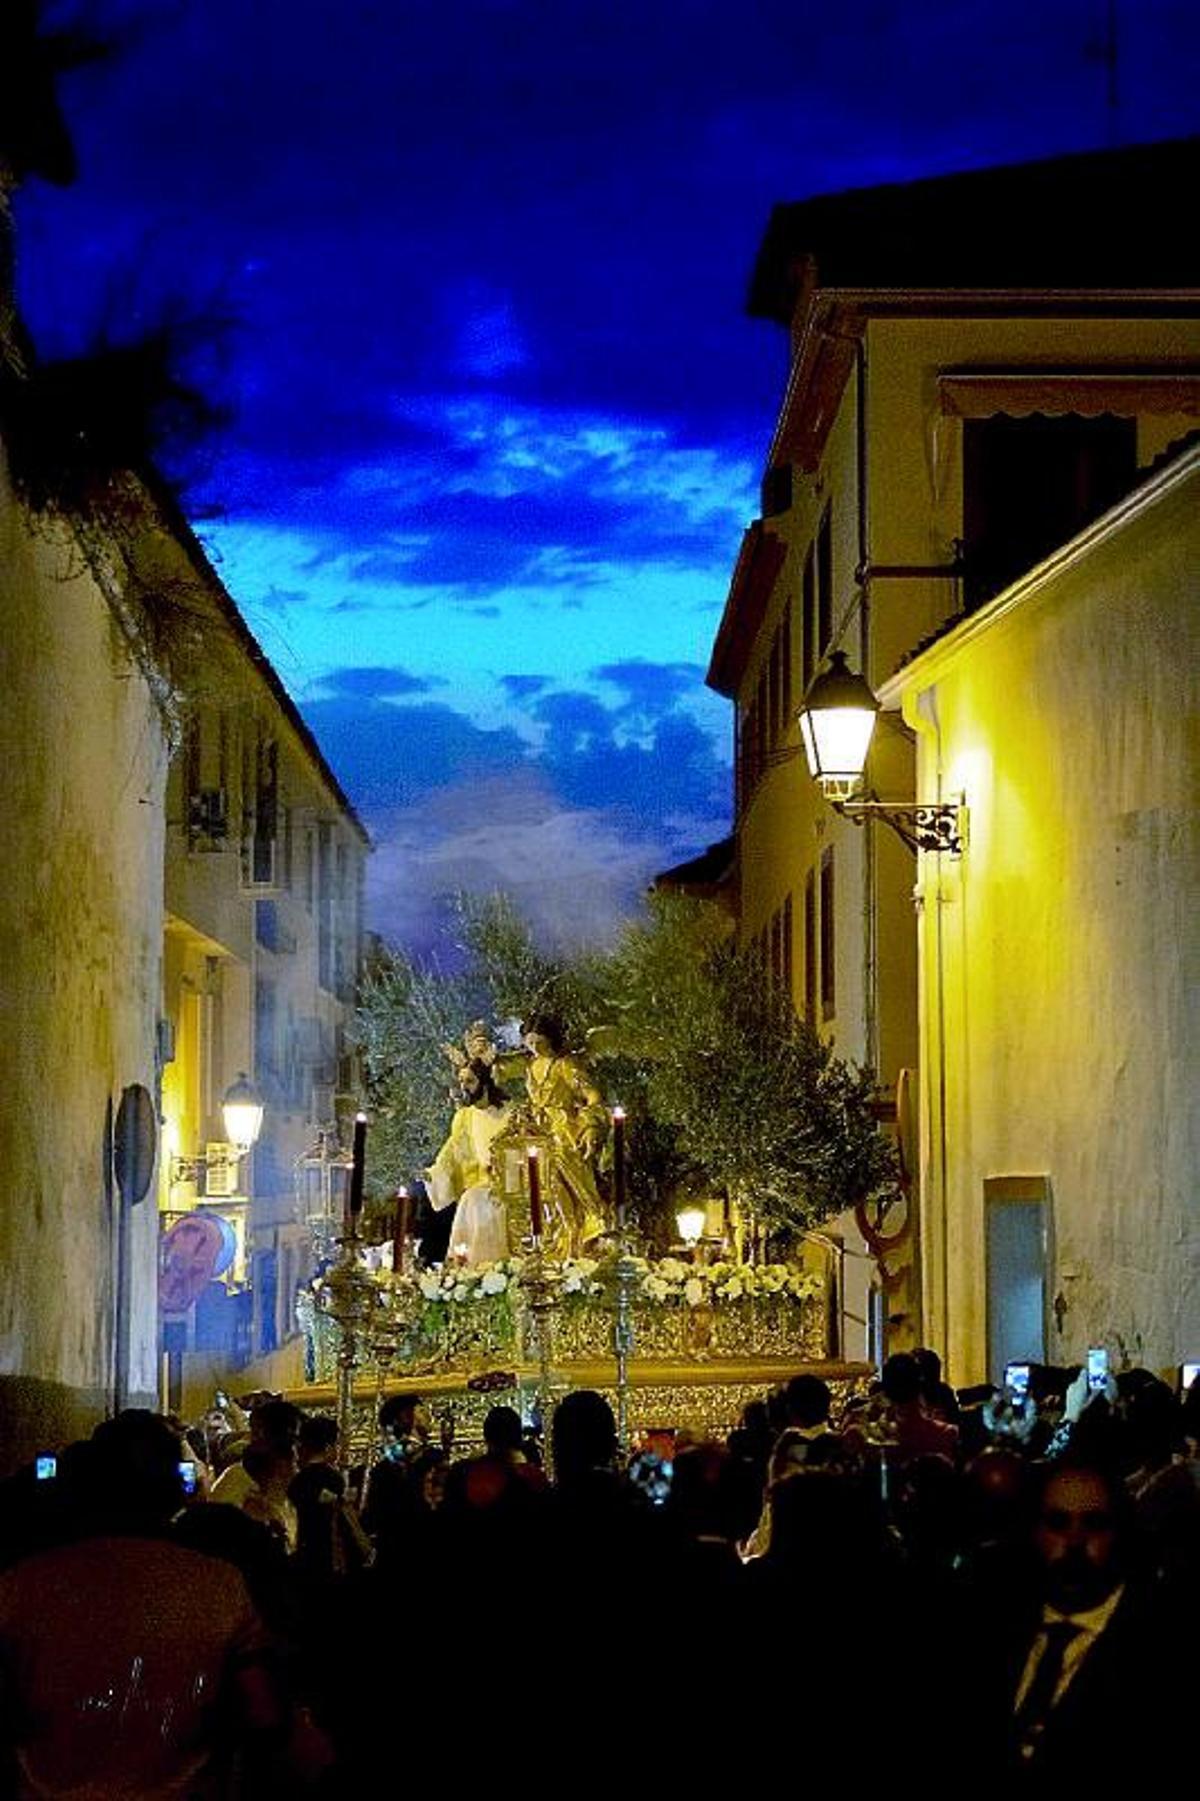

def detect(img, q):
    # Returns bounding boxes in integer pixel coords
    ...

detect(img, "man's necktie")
[1015,1621,1081,1758]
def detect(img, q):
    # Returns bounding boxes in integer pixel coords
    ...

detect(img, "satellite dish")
[114,1084,157,1207]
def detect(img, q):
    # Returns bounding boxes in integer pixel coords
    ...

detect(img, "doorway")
[985,1176,1051,1382]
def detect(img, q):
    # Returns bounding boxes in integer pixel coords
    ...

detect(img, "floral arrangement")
[404,1252,820,1312]
[302,1251,827,1382]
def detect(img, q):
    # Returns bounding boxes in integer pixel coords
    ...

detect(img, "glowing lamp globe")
[221,1073,264,1152]
[676,1205,707,1247]
[797,651,880,800]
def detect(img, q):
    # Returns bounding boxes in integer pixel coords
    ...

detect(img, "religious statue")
[427,1028,511,1266]
[520,1013,608,1257]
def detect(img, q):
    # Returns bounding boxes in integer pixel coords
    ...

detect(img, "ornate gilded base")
[288,1358,875,1458]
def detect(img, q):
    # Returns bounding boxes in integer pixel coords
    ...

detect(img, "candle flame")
[527,1144,539,1160]
[355,1110,368,1123]
[611,1105,626,1121]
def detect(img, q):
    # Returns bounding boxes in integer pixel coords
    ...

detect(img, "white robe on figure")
[427,1101,510,1265]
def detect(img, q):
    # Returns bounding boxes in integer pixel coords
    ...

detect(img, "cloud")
[500,674,550,702]
[298,696,527,813]
[317,665,442,699]
[590,657,708,726]
[366,769,664,959]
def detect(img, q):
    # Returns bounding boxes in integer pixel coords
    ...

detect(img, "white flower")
[684,1278,705,1308]
[479,1269,508,1296]
[453,1283,471,1303]
[658,1257,688,1283]
[719,1277,744,1300]
[644,1275,670,1302]
[562,1273,584,1295]
[418,1272,443,1301]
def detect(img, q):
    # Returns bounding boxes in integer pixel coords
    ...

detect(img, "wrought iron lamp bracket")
[833,795,967,856]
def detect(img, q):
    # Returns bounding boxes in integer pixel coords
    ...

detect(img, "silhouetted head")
[881,1353,922,1406]
[379,1392,426,1439]
[483,1405,524,1455]
[783,1374,831,1430]
[552,1389,617,1482]
[298,1415,339,1464]
[87,1409,186,1529]
[248,1398,302,1456]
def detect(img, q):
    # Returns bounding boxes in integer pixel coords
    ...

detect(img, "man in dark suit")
[995,1458,1193,1787]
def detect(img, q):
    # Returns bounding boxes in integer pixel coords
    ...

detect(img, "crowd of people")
[0,1350,1196,1793]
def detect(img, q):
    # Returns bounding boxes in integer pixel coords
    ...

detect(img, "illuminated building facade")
[709,138,1200,1371]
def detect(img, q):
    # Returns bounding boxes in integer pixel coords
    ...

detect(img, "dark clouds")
[15,0,1200,952]
[318,666,441,699]
[299,672,731,947]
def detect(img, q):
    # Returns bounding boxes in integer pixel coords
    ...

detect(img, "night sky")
[15,1,1200,953]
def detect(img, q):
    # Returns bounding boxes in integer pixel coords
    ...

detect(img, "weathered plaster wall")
[0,463,169,1470]
[902,452,1199,1383]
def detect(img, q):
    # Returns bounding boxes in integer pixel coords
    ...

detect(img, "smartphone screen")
[178,1459,198,1496]
[35,1455,57,1481]
[1005,1362,1031,1400]
[1087,1347,1109,1392]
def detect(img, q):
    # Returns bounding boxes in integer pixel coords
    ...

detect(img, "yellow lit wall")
[892,447,1200,1383]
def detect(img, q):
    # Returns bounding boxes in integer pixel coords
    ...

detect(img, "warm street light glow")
[676,1205,707,1246]
[797,650,880,799]
[221,1073,265,1151]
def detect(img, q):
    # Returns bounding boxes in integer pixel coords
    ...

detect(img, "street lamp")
[293,1125,356,1257]
[170,1073,265,1189]
[221,1073,265,1151]
[797,653,965,855]
[676,1205,707,1249]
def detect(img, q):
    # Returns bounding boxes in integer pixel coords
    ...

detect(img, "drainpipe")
[852,338,879,1079]
[908,685,952,1364]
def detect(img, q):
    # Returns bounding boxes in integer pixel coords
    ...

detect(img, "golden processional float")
[294,1103,874,1469]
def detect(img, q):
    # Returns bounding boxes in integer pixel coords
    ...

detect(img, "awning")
[937,371,1200,418]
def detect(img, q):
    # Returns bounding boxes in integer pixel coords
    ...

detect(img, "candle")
[611,1106,627,1229]
[347,1112,367,1221]
[392,1184,410,1271]
[527,1145,543,1242]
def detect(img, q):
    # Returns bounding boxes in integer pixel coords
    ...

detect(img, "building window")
[962,413,1136,611]
[779,605,793,742]
[802,545,816,693]
[816,504,833,659]
[317,824,334,991]
[767,627,781,753]
[255,976,278,1093]
[804,869,817,1024]
[820,847,836,1021]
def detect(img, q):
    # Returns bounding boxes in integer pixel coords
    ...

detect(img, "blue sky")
[15,0,1200,952]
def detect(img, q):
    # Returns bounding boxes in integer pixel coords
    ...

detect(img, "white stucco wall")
[895,449,1200,1383]
[0,460,169,1469]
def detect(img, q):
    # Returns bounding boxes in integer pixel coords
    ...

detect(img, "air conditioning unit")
[201,1144,241,1199]
[187,788,229,847]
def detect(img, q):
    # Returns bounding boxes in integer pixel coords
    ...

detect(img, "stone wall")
[0,457,169,1471]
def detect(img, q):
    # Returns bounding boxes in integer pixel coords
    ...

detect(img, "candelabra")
[612,1232,638,1453]
[316,1219,379,1472]
[520,1246,560,1475]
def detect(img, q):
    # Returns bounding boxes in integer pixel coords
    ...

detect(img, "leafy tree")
[356,889,897,1242]
[598,892,896,1236]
